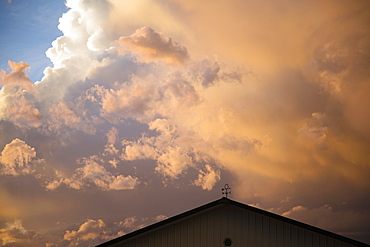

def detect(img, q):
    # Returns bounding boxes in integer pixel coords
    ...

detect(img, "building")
[97,197,368,247]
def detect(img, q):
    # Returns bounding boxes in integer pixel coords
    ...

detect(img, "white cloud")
[36,0,113,102]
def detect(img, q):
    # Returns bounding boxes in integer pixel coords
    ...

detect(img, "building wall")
[108,204,357,247]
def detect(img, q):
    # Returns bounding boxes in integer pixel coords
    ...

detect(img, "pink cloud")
[117,27,189,65]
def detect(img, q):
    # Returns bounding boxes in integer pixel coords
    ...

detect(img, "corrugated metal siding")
[109,205,358,247]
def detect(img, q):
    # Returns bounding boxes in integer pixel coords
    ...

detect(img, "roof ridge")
[97,197,369,247]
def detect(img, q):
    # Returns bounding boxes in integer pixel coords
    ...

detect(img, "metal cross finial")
[222,184,231,198]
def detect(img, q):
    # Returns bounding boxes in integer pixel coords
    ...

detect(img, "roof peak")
[97,196,369,247]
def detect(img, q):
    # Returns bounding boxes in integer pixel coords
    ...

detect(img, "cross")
[222,184,231,198]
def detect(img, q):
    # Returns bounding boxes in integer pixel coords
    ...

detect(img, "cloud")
[117,26,189,65]
[194,164,220,191]
[156,146,193,179]
[282,205,370,236]
[0,220,35,246]
[0,215,170,247]
[0,139,42,176]
[0,61,42,128]
[35,0,112,102]
[1,0,370,245]
[62,215,169,247]
[46,156,138,191]
[121,118,215,182]
[107,0,191,43]
[64,219,107,246]
[298,112,329,150]
[114,217,137,230]
[112,215,169,234]
[106,127,118,145]
[103,127,120,165]
[46,102,96,135]
[99,82,153,120]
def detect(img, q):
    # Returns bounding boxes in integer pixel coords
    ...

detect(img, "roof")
[96,197,369,247]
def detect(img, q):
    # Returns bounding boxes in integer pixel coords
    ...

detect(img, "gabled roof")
[97,197,369,247]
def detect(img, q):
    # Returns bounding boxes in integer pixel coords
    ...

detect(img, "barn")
[96,197,368,247]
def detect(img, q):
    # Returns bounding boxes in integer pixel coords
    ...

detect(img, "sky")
[0,0,369,246]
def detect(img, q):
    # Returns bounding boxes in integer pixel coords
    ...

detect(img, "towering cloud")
[0,0,369,245]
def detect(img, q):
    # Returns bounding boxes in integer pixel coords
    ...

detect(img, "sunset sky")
[0,0,369,246]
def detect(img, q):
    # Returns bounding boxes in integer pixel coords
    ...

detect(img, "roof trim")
[96,197,369,247]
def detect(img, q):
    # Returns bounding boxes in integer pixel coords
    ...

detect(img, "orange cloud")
[1,0,369,244]
[46,155,138,191]
[0,139,39,176]
[0,220,34,246]
[0,61,42,128]
[117,26,189,65]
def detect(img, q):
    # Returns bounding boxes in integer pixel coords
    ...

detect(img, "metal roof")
[96,197,369,247]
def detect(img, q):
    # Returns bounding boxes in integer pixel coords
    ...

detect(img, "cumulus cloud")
[98,82,153,120]
[64,219,108,246]
[0,61,42,128]
[194,164,221,191]
[0,215,169,247]
[121,118,218,183]
[117,26,189,65]
[103,127,120,167]
[112,215,169,234]
[62,215,169,247]
[0,220,35,246]
[106,127,118,145]
[36,0,112,102]
[156,146,193,179]
[46,102,96,135]
[0,139,42,176]
[114,216,137,230]
[46,156,138,191]
[1,0,370,245]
